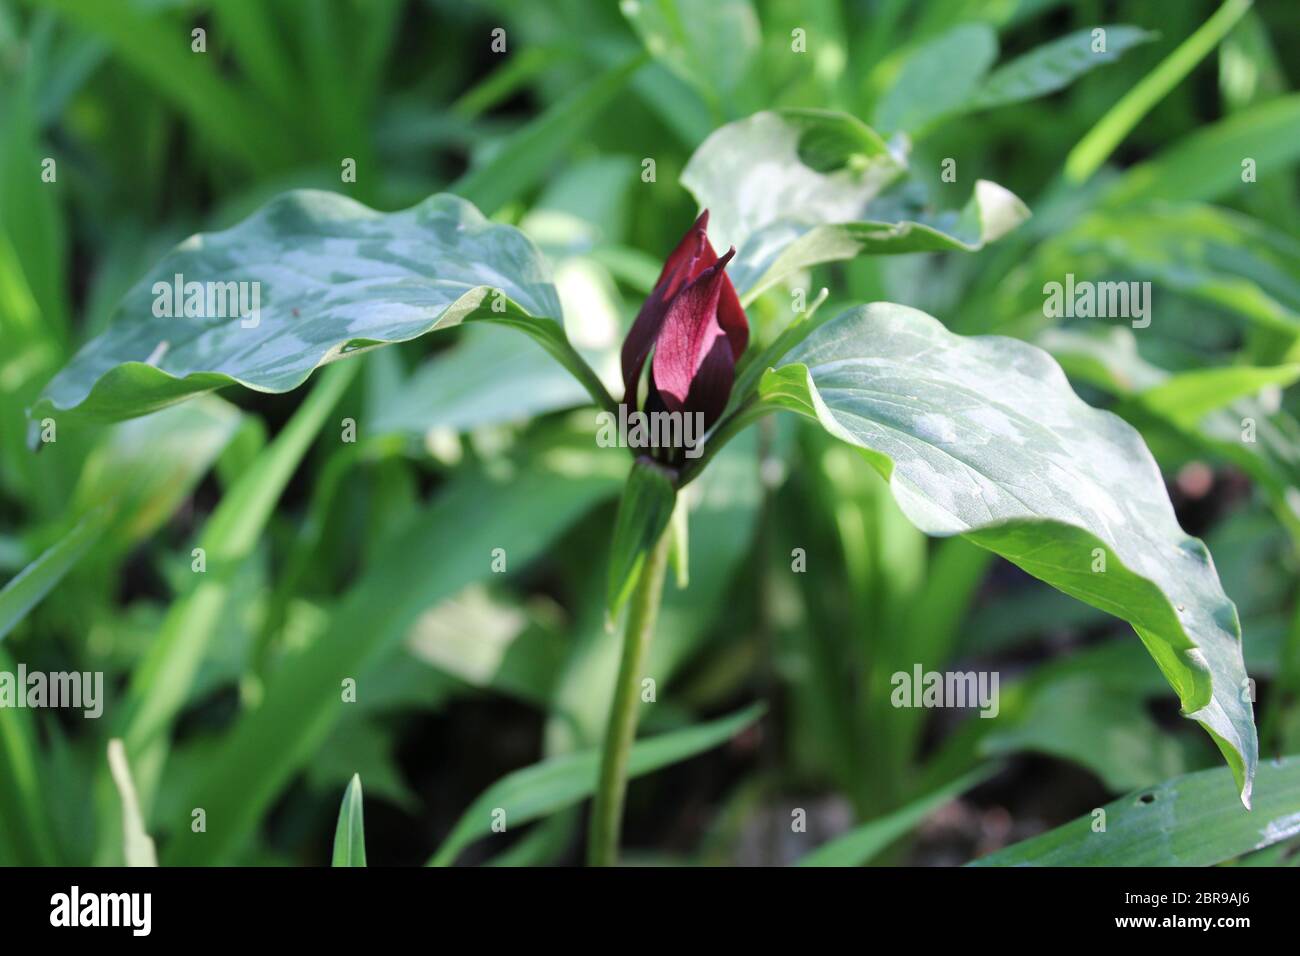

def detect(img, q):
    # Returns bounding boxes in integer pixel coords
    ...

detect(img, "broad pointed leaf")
[34,190,611,424]
[759,303,1257,804]
[874,23,998,134]
[621,0,760,99]
[681,110,1028,300]
[967,26,1157,112]
[971,757,1300,866]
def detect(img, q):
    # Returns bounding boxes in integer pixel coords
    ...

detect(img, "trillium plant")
[33,107,1256,866]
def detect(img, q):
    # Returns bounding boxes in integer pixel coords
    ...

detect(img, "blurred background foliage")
[1,0,1299,866]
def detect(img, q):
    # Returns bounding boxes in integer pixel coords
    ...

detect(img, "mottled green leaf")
[35,190,611,424]
[759,303,1257,803]
[367,252,624,439]
[681,111,1027,300]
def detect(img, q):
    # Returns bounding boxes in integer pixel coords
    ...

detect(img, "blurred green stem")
[1064,0,1253,184]
[588,528,673,866]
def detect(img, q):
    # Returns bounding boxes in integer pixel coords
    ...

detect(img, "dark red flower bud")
[619,211,748,465]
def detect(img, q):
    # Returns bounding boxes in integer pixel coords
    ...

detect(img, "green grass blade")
[453,54,647,215]
[0,506,110,642]
[1102,93,1300,206]
[332,774,367,867]
[24,0,290,169]
[1,397,237,641]
[430,703,765,866]
[452,46,562,119]
[1136,364,1300,429]
[798,765,997,866]
[212,0,298,119]
[968,26,1157,112]
[0,642,60,865]
[106,739,157,867]
[121,360,359,756]
[0,53,70,342]
[164,452,623,866]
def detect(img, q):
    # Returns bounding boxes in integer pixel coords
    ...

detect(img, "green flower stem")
[588,528,673,866]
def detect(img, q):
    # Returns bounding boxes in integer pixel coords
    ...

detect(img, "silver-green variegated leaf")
[33,190,609,424]
[680,110,1029,301]
[759,303,1256,804]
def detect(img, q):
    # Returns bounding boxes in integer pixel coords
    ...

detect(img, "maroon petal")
[691,232,747,362]
[643,340,732,467]
[620,212,710,404]
[651,248,737,419]
[681,333,736,432]
[714,269,748,361]
[658,210,712,290]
